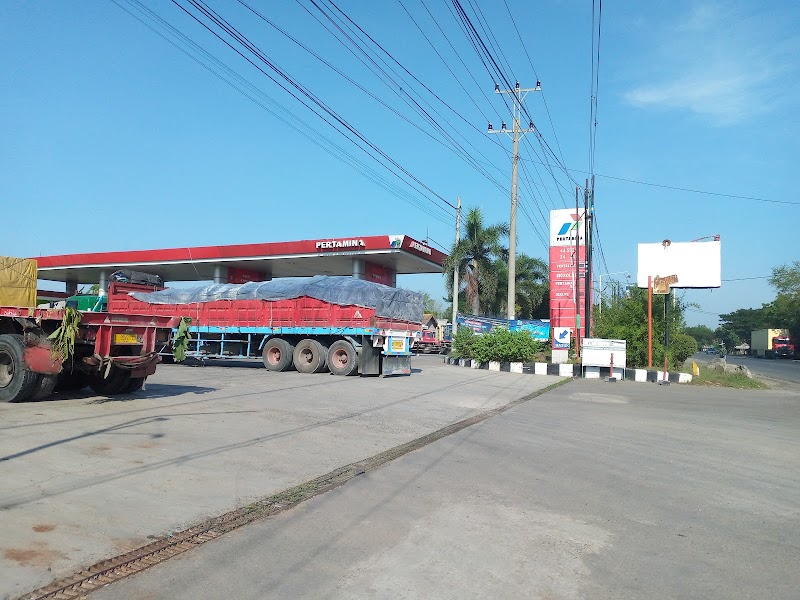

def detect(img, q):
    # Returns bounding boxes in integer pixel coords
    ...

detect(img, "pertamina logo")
[556,213,583,242]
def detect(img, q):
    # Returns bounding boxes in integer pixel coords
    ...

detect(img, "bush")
[472,329,540,363]
[451,326,476,359]
[670,333,698,369]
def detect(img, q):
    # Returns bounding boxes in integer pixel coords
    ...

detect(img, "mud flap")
[359,337,382,376]
[382,355,411,376]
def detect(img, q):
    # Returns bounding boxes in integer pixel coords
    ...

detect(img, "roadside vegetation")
[451,327,544,363]
[716,261,800,351]
[689,367,768,390]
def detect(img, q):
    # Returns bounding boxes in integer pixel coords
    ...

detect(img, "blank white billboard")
[637,240,721,288]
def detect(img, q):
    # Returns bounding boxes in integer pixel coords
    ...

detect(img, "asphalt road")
[724,354,800,385]
[93,378,800,600]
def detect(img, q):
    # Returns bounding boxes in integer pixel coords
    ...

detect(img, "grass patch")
[690,367,768,389]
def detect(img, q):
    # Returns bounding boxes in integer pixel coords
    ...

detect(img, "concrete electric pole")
[451,197,461,334]
[488,81,540,320]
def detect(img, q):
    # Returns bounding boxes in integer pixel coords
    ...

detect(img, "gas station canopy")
[34,234,446,291]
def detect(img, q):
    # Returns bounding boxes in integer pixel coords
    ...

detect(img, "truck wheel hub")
[0,352,13,389]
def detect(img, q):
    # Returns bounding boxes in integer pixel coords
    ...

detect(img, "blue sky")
[2,0,798,328]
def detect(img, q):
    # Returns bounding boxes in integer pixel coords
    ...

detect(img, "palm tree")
[491,254,550,319]
[443,207,509,315]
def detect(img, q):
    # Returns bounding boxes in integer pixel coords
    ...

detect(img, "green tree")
[594,286,687,369]
[417,291,446,318]
[715,326,740,352]
[490,254,550,319]
[443,207,508,315]
[671,333,699,366]
[684,325,716,347]
[718,307,771,343]
[768,261,800,344]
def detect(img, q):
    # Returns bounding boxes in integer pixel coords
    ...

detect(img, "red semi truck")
[107,276,423,376]
[0,294,179,402]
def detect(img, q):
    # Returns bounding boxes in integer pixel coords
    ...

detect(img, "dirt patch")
[32,524,56,533]
[4,545,65,566]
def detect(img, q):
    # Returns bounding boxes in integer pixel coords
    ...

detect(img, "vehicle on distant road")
[750,328,795,359]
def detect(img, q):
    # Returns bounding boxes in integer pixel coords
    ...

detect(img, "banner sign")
[514,319,551,341]
[581,338,626,367]
[456,315,550,341]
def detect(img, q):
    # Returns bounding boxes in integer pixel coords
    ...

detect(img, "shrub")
[451,326,476,359]
[472,329,540,363]
[670,333,698,369]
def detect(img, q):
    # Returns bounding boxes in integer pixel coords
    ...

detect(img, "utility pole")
[451,197,462,334]
[488,81,540,320]
[584,178,593,340]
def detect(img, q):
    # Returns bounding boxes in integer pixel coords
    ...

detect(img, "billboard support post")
[648,275,653,368]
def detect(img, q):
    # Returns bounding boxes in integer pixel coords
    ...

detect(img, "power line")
[240,0,506,196]
[594,173,800,206]
[500,0,567,167]
[112,0,452,224]
[172,0,456,216]
[722,276,771,281]
[299,0,515,202]
[519,157,800,207]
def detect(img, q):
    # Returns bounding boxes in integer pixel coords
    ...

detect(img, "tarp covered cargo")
[0,257,37,307]
[131,275,424,323]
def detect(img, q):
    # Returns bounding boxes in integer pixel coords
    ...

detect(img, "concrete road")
[0,355,560,599]
[93,379,800,600]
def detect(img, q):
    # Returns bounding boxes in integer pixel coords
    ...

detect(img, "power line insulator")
[488,122,493,131]
[536,80,541,88]
[528,121,534,129]
[494,83,499,92]
[515,81,520,89]
[501,122,507,130]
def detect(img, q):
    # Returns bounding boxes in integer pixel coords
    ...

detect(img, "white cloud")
[623,2,798,125]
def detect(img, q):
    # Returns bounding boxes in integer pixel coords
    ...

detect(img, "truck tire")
[124,377,145,393]
[293,339,327,374]
[262,338,294,372]
[89,367,131,396]
[30,375,58,401]
[56,370,89,392]
[328,340,359,376]
[0,334,39,403]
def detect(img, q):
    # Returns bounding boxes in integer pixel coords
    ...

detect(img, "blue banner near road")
[456,315,551,342]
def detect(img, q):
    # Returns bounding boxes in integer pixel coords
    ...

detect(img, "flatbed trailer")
[107,279,422,376]
[0,303,179,402]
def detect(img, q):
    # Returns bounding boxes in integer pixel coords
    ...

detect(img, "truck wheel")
[124,377,145,393]
[31,375,58,401]
[328,340,359,376]
[89,367,131,396]
[56,370,89,392]
[0,334,39,403]
[262,338,294,372]
[293,339,327,374]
